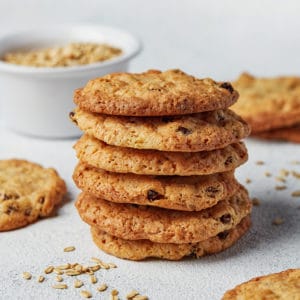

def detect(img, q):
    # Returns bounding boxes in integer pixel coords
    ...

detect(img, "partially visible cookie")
[222,269,300,300]
[232,73,300,133]
[73,162,239,211]
[74,69,238,116]
[71,108,250,152]
[75,185,252,244]
[74,134,248,176]
[0,159,66,231]
[255,124,300,143]
[91,215,251,260]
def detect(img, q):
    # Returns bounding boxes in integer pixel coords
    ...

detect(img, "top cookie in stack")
[71,69,252,261]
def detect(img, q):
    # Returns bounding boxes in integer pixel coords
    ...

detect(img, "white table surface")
[1,1,300,299]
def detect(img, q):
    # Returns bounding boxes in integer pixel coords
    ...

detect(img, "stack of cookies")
[71,69,252,260]
[232,73,300,143]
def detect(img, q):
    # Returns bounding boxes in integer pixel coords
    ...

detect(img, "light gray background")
[0,1,300,299]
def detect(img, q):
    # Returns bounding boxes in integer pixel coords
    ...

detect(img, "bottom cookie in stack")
[75,185,252,260]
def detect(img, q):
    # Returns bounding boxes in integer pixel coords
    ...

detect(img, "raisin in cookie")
[73,162,239,211]
[91,215,251,260]
[75,185,252,244]
[74,69,238,116]
[71,108,250,152]
[232,73,300,133]
[222,269,300,300]
[74,134,248,176]
[0,159,66,231]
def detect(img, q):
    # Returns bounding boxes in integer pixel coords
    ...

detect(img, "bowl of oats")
[0,25,141,138]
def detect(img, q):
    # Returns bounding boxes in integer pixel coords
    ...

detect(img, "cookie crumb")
[22,272,32,280]
[37,275,45,283]
[275,185,287,190]
[127,290,139,299]
[275,176,286,183]
[291,190,300,197]
[252,198,261,206]
[264,171,272,177]
[97,283,108,292]
[279,169,289,177]
[55,275,63,282]
[64,246,76,252]
[245,178,252,184]
[52,283,68,289]
[44,266,54,274]
[90,275,97,284]
[74,279,84,288]
[291,171,300,179]
[256,161,264,165]
[111,289,119,296]
[80,290,92,298]
[272,217,284,225]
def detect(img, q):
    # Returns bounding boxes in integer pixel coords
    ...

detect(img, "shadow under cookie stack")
[71,69,252,260]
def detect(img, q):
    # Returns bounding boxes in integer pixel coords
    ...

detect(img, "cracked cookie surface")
[91,215,251,260]
[74,134,248,175]
[222,268,300,300]
[0,159,66,231]
[71,108,250,152]
[74,69,238,116]
[75,185,252,244]
[73,162,239,211]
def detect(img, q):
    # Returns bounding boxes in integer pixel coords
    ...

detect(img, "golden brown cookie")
[74,69,238,116]
[222,269,300,300]
[91,215,251,260]
[75,185,252,244]
[71,108,250,152]
[255,124,300,143]
[0,159,66,231]
[232,73,300,133]
[74,134,248,176]
[73,162,239,211]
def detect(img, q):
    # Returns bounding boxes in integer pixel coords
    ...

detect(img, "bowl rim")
[0,24,142,75]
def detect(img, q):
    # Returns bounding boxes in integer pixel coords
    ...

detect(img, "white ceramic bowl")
[0,25,141,138]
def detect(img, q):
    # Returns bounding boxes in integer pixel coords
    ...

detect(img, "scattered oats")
[91,257,102,264]
[264,171,272,177]
[82,266,89,273]
[133,296,148,300]
[55,275,63,282]
[90,265,101,272]
[44,266,54,274]
[74,264,83,272]
[275,176,286,183]
[245,178,252,184]
[279,169,290,177]
[108,263,117,269]
[37,276,45,283]
[80,290,92,298]
[85,269,94,275]
[64,246,75,252]
[65,270,81,276]
[52,283,68,289]
[291,171,300,179]
[256,161,264,165]
[97,284,108,292]
[291,190,300,197]
[111,289,119,296]
[90,275,97,284]
[57,264,71,270]
[54,268,64,275]
[252,198,261,206]
[99,262,110,269]
[272,217,284,225]
[74,279,84,288]
[275,185,287,191]
[127,290,139,299]
[22,272,32,280]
